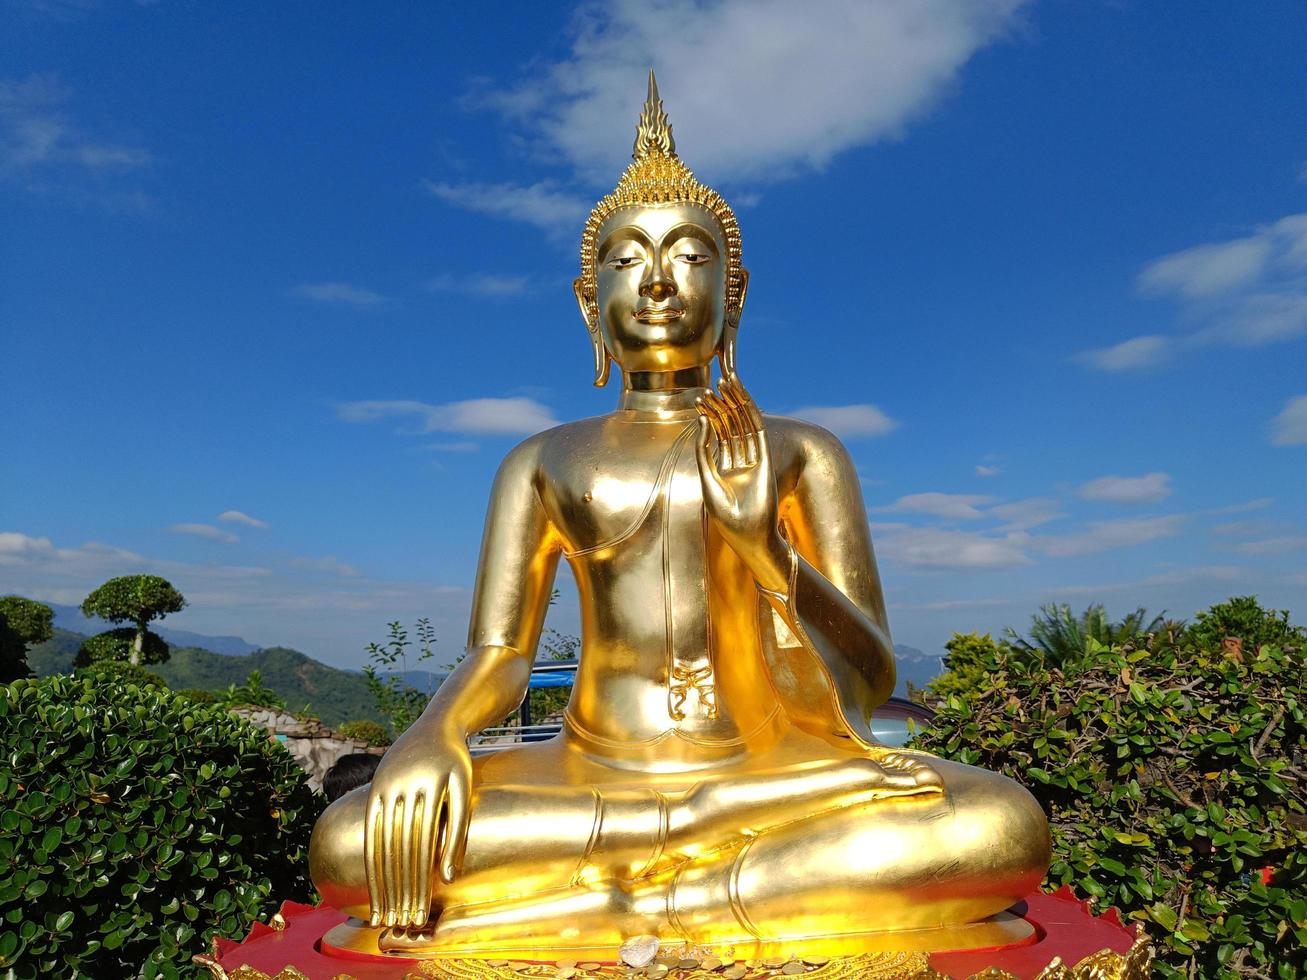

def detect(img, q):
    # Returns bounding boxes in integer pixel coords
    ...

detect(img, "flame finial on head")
[578,71,744,338]
[633,70,676,159]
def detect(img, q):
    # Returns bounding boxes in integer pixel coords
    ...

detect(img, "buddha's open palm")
[695,377,789,593]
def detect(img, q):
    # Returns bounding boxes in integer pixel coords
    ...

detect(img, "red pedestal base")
[197,887,1151,980]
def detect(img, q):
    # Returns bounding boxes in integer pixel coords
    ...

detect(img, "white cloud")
[875,526,1031,569]
[1270,394,1307,446]
[1139,237,1272,299]
[289,555,362,577]
[291,282,387,308]
[1029,515,1186,558]
[974,464,1000,477]
[422,441,480,453]
[168,523,239,544]
[988,497,1063,530]
[1082,214,1307,370]
[337,397,559,436]
[1078,472,1173,504]
[1077,334,1171,372]
[424,180,588,232]
[1231,536,1307,556]
[0,73,152,206]
[218,510,268,529]
[475,0,1027,184]
[426,272,531,297]
[873,492,993,520]
[790,404,898,438]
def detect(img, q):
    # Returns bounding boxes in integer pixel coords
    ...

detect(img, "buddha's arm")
[448,435,562,734]
[763,424,895,718]
[363,437,560,927]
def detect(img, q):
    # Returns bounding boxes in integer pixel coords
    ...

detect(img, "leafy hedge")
[337,719,392,745]
[0,670,322,977]
[911,599,1306,978]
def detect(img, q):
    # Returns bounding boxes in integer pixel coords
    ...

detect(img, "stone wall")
[231,708,385,793]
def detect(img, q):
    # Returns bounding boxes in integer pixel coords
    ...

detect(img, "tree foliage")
[1005,602,1169,667]
[80,575,187,666]
[363,619,439,738]
[926,632,1000,701]
[0,597,53,683]
[0,669,320,977]
[912,598,1306,978]
[218,669,287,710]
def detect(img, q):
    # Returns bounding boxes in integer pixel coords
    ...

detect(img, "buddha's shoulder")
[491,415,629,477]
[760,413,855,465]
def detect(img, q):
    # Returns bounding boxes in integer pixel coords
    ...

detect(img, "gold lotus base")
[322,912,1034,963]
[211,935,1153,980]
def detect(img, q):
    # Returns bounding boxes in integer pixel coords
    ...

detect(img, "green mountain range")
[27,630,383,727]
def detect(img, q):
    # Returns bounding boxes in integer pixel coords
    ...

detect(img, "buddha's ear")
[574,276,612,388]
[720,267,749,382]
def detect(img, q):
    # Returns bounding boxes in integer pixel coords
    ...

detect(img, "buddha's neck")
[618,367,709,418]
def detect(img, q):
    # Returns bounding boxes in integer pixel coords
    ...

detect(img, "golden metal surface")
[308,73,1050,953]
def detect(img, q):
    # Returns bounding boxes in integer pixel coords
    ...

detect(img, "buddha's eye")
[607,255,643,270]
[674,252,711,265]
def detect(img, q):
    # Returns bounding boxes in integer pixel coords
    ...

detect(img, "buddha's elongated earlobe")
[574,276,612,387]
[718,268,749,382]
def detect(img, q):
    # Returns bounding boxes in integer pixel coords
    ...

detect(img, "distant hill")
[46,602,260,656]
[892,644,944,697]
[26,631,383,728]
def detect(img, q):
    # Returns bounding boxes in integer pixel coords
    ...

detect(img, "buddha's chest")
[541,421,705,558]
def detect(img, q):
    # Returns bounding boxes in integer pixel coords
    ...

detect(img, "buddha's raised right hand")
[363,723,472,928]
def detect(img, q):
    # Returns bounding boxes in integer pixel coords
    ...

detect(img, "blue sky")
[2,0,1305,670]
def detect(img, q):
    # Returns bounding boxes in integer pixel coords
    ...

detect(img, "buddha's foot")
[867,750,944,796]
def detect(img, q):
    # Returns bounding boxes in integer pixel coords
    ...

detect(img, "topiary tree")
[74,626,169,670]
[75,658,169,690]
[912,598,1306,978]
[0,597,53,683]
[80,575,187,666]
[0,670,321,977]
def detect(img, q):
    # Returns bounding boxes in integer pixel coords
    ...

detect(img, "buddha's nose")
[641,274,676,302]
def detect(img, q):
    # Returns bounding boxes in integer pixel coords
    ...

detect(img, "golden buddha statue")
[309,73,1050,960]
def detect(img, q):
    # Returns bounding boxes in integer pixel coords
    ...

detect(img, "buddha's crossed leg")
[310,752,1047,951]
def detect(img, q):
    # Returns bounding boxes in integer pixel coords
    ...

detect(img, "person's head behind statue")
[323,752,381,803]
[574,71,749,387]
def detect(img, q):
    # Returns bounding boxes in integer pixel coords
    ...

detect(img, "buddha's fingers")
[698,393,735,469]
[399,792,420,927]
[413,788,436,928]
[440,768,471,884]
[707,389,746,470]
[384,795,404,927]
[720,378,758,467]
[365,796,385,927]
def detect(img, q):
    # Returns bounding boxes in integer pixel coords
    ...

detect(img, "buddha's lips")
[632,307,685,323]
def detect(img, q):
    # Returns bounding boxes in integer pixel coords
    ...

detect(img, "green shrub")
[75,657,169,689]
[0,672,322,977]
[911,598,1306,978]
[175,688,218,704]
[337,719,392,745]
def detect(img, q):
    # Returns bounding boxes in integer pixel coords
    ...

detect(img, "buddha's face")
[593,202,728,375]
